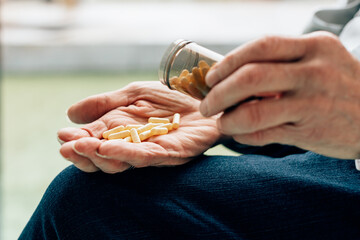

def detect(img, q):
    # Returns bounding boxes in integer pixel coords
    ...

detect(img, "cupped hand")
[58,81,221,173]
[200,31,360,159]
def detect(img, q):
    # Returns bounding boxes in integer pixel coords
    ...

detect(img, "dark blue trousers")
[20,145,360,239]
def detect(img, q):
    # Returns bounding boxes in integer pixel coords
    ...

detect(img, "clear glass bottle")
[159,39,224,100]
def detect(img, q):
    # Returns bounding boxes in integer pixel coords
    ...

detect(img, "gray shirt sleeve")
[303,0,360,35]
[303,0,360,59]
[340,14,360,59]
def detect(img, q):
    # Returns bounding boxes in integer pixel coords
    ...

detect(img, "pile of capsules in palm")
[102,113,180,143]
[159,39,224,100]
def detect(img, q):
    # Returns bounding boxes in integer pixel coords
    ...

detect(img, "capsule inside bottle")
[159,40,224,100]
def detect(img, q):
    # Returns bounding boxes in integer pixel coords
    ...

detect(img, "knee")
[20,165,96,238]
[39,165,93,214]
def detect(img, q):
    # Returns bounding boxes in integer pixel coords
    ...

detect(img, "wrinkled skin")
[58,81,221,173]
[200,31,360,159]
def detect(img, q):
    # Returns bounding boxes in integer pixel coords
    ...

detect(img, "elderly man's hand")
[58,81,221,173]
[200,31,360,159]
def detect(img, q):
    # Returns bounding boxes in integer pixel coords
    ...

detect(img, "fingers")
[97,140,170,168]
[67,89,131,124]
[59,138,132,174]
[217,97,302,136]
[59,141,99,173]
[206,35,307,88]
[232,124,293,147]
[81,121,108,139]
[64,137,187,173]
[58,127,91,143]
[73,137,131,174]
[57,121,108,142]
[66,81,184,124]
[200,62,301,117]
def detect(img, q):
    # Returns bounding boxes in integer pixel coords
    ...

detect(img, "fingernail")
[206,65,221,88]
[57,136,65,145]
[95,151,111,159]
[199,99,209,117]
[205,71,216,88]
[72,144,87,157]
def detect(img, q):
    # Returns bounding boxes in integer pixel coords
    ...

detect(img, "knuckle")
[301,61,335,87]
[306,31,340,49]
[250,131,267,145]
[102,159,125,173]
[257,36,272,49]
[207,87,224,113]
[74,139,88,153]
[304,61,324,78]
[126,81,142,89]
[256,35,281,53]
[217,116,235,135]
[240,64,263,87]
[92,94,110,118]
[124,82,143,96]
[211,87,223,104]
[244,105,263,130]
[297,59,325,83]
[316,31,339,42]
[222,53,238,72]
[233,131,267,146]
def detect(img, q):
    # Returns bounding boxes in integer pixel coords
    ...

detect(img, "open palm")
[58,81,221,173]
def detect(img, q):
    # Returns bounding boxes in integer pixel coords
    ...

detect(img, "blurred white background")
[2,0,337,239]
[3,0,339,73]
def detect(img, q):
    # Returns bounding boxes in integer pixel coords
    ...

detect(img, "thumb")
[67,90,130,124]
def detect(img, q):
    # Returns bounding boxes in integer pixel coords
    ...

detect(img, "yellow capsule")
[102,125,125,139]
[187,81,204,100]
[137,123,161,134]
[172,113,180,129]
[158,123,173,131]
[169,76,179,88]
[148,117,170,124]
[171,76,187,94]
[130,128,141,143]
[123,136,132,142]
[139,130,153,141]
[198,60,210,69]
[201,67,209,79]
[151,127,168,136]
[192,66,208,94]
[180,77,190,94]
[124,124,143,130]
[179,69,189,78]
[108,130,130,140]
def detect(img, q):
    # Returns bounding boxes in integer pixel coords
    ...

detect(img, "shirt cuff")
[355,159,360,171]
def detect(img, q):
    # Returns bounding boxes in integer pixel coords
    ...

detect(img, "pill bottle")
[159,39,224,100]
